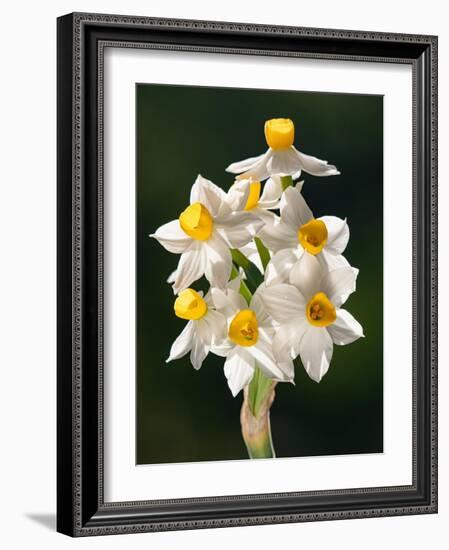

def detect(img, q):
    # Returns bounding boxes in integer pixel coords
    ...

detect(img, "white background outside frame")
[104,47,413,502]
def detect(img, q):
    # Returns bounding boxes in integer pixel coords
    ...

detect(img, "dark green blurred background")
[136,84,383,464]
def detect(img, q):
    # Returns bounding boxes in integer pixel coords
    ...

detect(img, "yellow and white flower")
[226,118,340,181]
[259,254,364,383]
[226,175,287,215]
[150,175,263,294]
[262,185,350,285]
[225,175,295,272]
[166,288,227,370]
[210,286,294,396]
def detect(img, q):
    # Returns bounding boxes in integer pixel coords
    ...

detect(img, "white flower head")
[150,175,263,294]
[226,178,306,272]
[263,185,351,285]
[210,287,294,396]
[226,175,293,214]
[259,254,364,383]
[226,118,340,181]
[166,288,227,370]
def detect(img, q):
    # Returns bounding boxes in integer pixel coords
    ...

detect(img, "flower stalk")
[281,175,293,191]
[241,378,277,459]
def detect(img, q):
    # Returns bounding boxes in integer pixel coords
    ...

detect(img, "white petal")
[234,150,273,181]
[259,283,306,323]
[170,244,206,294]
[273,319,308,362]
[321,266,358,308]
[254,208,278,226]
[278,359,295,381]
[150,220,192,254]
[210,339,235,358]
[259,175,283,204]
[226,152,267,174]
[190,174,226,216]
[320,216,349,255]
[327,309,364,345]
[257,198,282,211]
[293,147,340,177]
[280,186,313,229]
[226,179,251,211]
[318,250,350,271]
[203,287,213,305]
[215,211,263,248]
[289,251,323,300]
[223,348,255,396]
[166,322,194,362]
[265,248,301,286]
[295,180,305,192]
[226,267,246,292]
[238,241,264,273]
[257,217,297,253]
[203,232,232,290]
[225,288,248,312]
[190,336,209,370]
[269,147,302,176]
[211,288,247,319]
[249,287,272,326]
[196,310,227,346]
[248,339,293,382]
[299,326,334,382]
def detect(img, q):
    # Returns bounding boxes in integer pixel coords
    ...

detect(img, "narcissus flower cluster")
[151,118,363,397]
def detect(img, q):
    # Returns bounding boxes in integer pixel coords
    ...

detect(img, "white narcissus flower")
[210,287,294,396]
[166,288,227,370]
[227,178,305,272]
[226,118,340,181]
[262,185,350,285]
[259,254,364,383]
[226,175,288,215]
[150,175,263,294]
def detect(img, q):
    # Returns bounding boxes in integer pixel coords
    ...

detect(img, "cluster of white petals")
[151,175,263,294]
[150,118,363,396]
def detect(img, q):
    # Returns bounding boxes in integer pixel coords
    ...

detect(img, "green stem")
[254,237,270,271]
[241,382,276,459]
[231,248,252,269]
[231,248,264,293]
[281,175,293,190]
[230,265,252,304]
[230,254,276,459]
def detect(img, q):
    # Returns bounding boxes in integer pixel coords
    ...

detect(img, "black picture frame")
[57,12,438,537]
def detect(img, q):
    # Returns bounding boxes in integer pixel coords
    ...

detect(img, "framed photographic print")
[57,12,438,536]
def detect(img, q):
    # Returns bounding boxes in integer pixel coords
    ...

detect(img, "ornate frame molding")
[57,12,437,537]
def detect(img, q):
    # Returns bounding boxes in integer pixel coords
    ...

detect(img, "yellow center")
[244,182,261,211]
[174,289,208,320]
[179,202,213,241]
[228,309,259,347]
[306,292,336,327]
[298,219,328,255]
[264,118,295,150]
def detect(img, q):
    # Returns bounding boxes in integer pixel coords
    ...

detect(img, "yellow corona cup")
[306,292,336,327]
[298,219,328,255]
[228,309,259,347]
[264,118,295,151]
[174,289,208,321]
[179,202,213,241]
[244,182,261,211]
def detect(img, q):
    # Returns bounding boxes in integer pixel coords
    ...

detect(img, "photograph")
[138,84,383,464]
